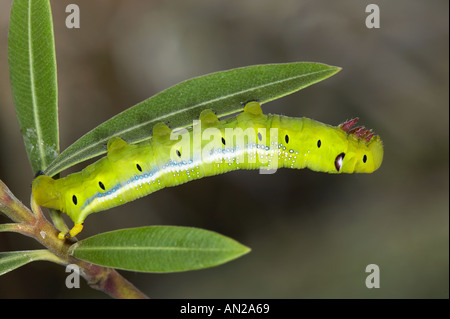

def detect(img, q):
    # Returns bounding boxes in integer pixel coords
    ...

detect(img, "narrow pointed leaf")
[8,0,59,174]
[0,250,63,276]
[70,226,251,273]
[45,62,340,176]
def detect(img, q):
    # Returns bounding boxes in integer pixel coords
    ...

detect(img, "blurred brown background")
[0,0,448,298]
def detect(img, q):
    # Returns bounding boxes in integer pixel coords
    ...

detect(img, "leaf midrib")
[27,1,46,168]
[75,246,243,252]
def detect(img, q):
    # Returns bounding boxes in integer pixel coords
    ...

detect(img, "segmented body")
[32,101,383,238]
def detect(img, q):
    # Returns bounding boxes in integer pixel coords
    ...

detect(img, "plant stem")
[0,179,36,224]
[0,179,148,298]
[0,223,33,236]
[74,258,148,299]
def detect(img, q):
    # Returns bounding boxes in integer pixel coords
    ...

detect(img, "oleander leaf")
[0,250,63,276]
[8,0,59,174]
[70,226,251,273]
[45,62,340,176]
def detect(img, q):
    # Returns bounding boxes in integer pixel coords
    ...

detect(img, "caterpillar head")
[32,175,62,211]
[338,118,383,173]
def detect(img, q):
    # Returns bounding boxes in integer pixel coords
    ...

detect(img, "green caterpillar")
[32,101,383,239]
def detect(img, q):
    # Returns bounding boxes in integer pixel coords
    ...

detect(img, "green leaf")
[70,226,251,273]
[45,62,340,176]
[0,250,63,276]
[8,0,59,174]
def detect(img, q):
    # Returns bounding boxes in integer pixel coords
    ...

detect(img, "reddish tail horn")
[364,132,375,142]
[348,126,367,138]
[339,118,359,132]
[340,118,376,143]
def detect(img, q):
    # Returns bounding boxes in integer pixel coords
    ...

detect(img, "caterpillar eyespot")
[335,152,345,172]
[32,101,383,239]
